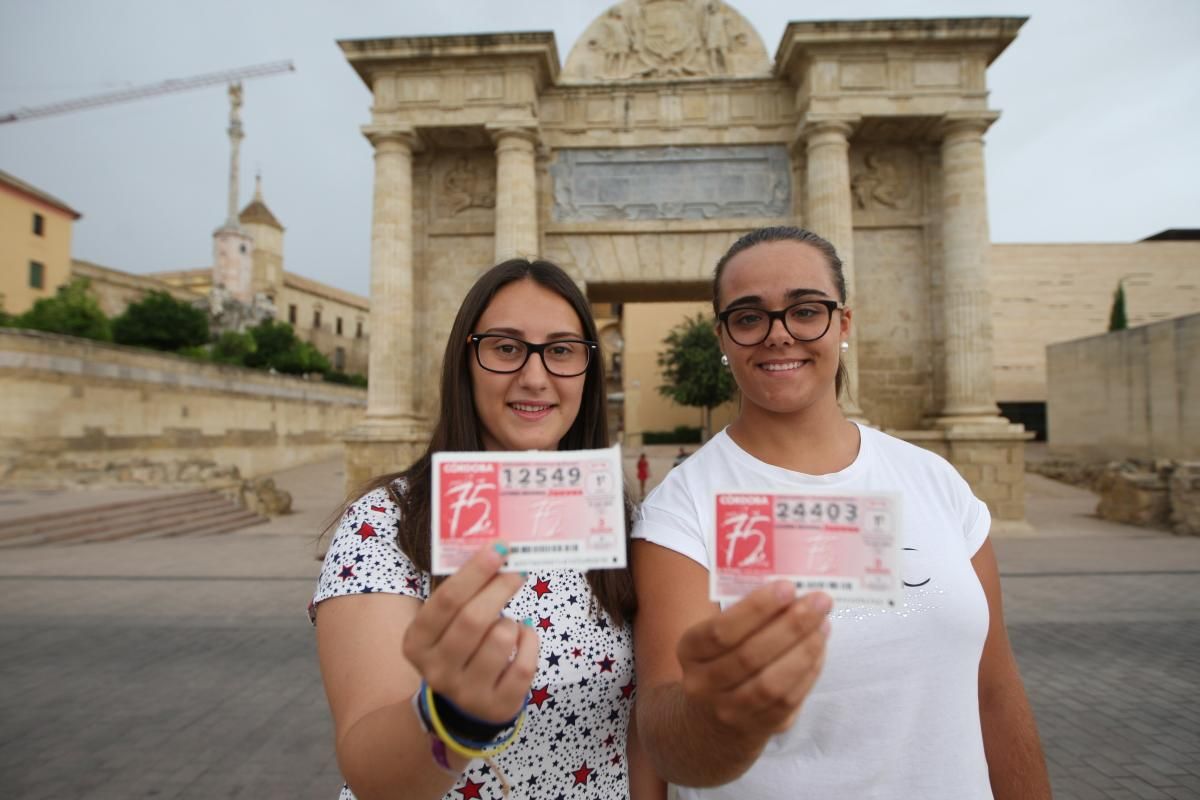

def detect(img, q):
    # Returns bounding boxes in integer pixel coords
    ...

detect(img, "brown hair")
[345,259,635,624]
[712,226,851,398]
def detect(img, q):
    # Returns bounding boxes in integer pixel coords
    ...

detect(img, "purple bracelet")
[411,687,457,774]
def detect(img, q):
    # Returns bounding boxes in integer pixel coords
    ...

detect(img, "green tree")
[112,291,209,351]
[0,308,15,328]
[1108,281,1128,332]
[244,319,330,375]
[210,330,257,365]
[17,278,111,341]
[657,313,736,441]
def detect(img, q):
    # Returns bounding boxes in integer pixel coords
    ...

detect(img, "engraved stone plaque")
[551,145,790,221]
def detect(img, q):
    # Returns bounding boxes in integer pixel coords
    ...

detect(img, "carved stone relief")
[551,145,790,222]
[562,0,771,83]
[433,153,496,218]
[849,147,921,223]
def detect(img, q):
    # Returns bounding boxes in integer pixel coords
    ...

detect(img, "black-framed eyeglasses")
[717,300,842,347]
[468,334,597,377]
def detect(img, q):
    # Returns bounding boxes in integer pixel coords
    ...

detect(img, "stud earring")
[840,341,849,353]
[720,353,729,366]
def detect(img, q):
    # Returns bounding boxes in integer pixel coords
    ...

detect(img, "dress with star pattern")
[311,486,635,800]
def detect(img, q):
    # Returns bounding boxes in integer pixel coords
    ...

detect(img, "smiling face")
[715,240,851,419]
[469,278,589,452]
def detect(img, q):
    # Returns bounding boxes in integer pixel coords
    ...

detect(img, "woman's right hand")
[676,582,831,735]
[402,543,539,724]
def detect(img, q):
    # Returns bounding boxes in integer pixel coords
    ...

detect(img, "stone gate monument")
[339,1,1032,531]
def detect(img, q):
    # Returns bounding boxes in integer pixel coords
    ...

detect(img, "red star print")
[571,647,583,658]
[530,685,552,708]
[611,753,622,766]
[405,577,422,592]
[337,565,356,580]
[370,504,387,513]
[536,616,553,630]
[596,655,614,672]
[604,732,616,746]
[620,678,636,699]
[532,577,552,598]
[572,762,594,785]
[455,778,484,799]
[356,522,378,541]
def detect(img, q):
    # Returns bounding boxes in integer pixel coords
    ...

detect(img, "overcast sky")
[1,0,1197,297]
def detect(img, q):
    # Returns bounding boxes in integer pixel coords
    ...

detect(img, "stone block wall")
[991,242,1200,404]
[0,329,366,487]
[904,427,1030,532]
[1046,313,1199,461]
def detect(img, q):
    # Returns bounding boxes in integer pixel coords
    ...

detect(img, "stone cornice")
[361,124,422,152]
[339,31,560,90]
[485,122,540,147]
[939,110,1002,140]
[795,113,861,145]
[775,16,1027,80]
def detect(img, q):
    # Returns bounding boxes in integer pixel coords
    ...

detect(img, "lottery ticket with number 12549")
[709,490,902,608]
[431,445,626,575]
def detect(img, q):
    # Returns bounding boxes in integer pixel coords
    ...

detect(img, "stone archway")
[339,2,1032,530]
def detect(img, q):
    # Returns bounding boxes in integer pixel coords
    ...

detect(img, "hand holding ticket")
[709,490,902,608]
[431,445,626,574]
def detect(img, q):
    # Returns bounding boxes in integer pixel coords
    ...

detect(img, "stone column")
[937,112,1002,424]
[800,115,865,419]
[343,125,426,490]
[488,124,540,261]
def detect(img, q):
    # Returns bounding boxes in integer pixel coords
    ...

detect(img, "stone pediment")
[562,0,771,83]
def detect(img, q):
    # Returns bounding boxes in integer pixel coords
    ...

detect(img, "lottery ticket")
[709,490,902,608]
[431,445,626,575]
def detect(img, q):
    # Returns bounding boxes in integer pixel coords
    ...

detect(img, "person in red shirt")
[636,453,650,500]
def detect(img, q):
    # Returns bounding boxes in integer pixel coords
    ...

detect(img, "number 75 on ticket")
[709,491,902,608]
[431,445,626,575]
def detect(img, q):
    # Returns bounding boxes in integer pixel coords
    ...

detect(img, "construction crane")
[0,60,295,125]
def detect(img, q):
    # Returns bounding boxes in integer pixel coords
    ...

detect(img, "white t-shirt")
[634,424,993,800]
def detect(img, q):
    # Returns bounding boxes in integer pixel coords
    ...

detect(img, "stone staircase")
[0,489,268,548]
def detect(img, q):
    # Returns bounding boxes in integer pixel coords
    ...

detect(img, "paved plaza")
[1,459,1198,799]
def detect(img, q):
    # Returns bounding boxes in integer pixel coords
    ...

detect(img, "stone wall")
[991,241,1200,403]
[1046,313,1199,461]
[904,426,1031,532]
[0,329,366,487]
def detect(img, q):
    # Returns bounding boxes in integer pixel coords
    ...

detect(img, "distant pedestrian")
[672,447,689,468]
[636,452,650,499]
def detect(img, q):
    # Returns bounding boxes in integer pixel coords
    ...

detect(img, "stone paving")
[0,461,1197,799]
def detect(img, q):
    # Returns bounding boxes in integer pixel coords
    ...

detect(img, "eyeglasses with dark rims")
[468,334,598,377]
[717,299,842,347]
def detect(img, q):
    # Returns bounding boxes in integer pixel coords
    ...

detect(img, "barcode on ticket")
[510,543,581,555]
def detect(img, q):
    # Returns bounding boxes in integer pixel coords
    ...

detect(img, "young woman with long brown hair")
[311,259,664,800]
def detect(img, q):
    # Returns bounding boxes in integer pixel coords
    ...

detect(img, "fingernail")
[773,582,793,603]
[522,617,534,627]
[493,542,509,556]
[520,571,528,578]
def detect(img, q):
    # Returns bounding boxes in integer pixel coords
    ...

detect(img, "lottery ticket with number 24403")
[431,445,626,575]
[709,490,902,608]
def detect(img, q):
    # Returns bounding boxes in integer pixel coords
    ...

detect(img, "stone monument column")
[343,125,426,489]
[937,112,1002,424]
[488,124,540,261]
[800,115,865,419]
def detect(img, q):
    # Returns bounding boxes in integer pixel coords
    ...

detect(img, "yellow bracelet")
[422,684,527,760]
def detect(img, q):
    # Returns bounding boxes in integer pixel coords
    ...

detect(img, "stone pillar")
[343,125,427,491]
[937,112,1003,424]
[799,115,865,420]
[488,124,540,261]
